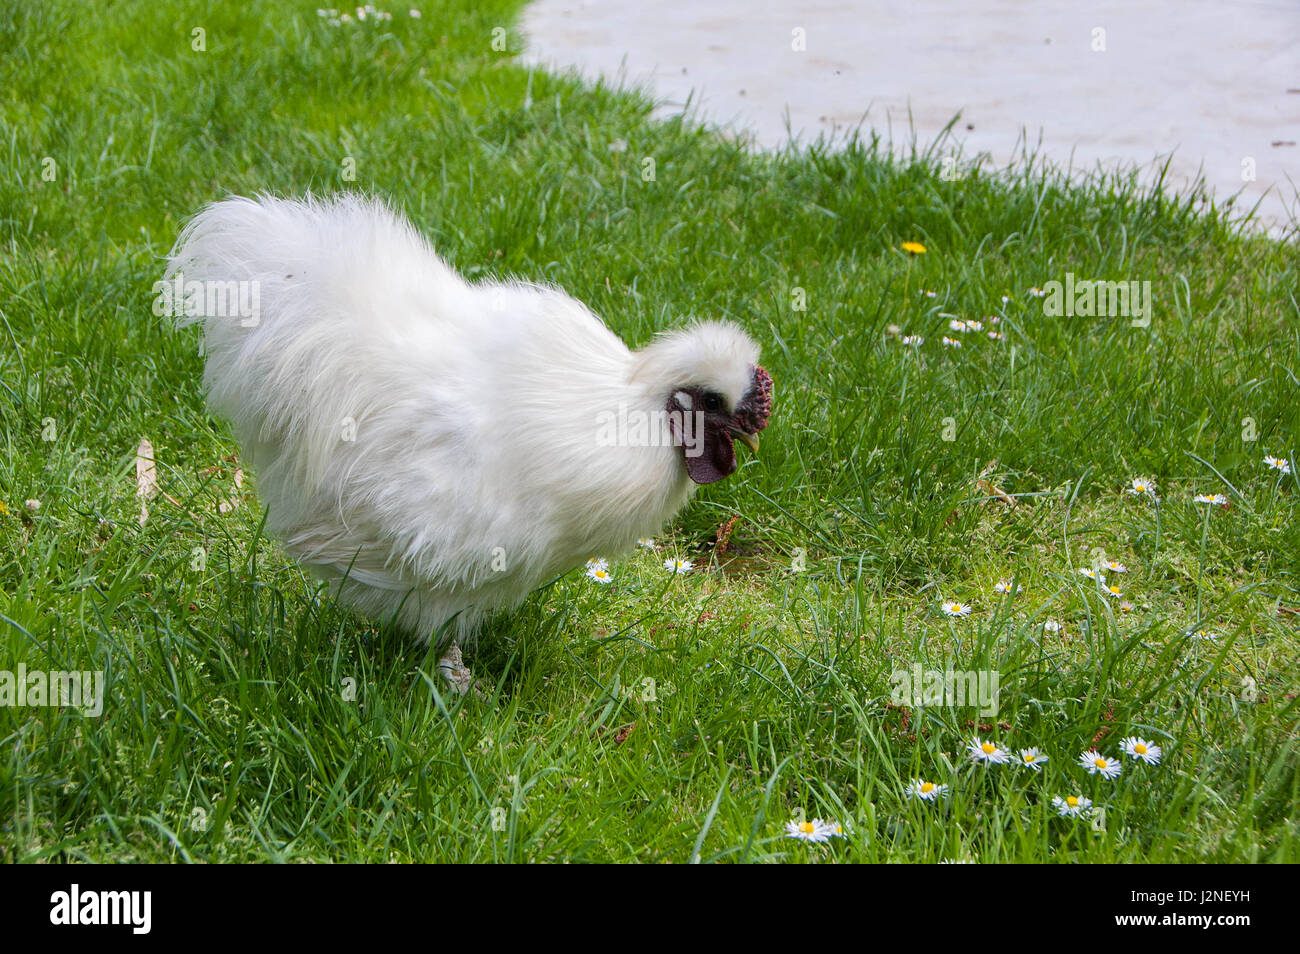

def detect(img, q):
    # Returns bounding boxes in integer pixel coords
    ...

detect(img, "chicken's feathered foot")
[437,643,476,695]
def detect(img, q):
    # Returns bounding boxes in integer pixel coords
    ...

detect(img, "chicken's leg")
[437,642,475,695]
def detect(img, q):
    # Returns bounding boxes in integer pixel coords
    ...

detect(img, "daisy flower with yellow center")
[586,566,612,584]
[1119,600,1134,613]
[1264,455,1291,475]
[784,817,837,842]
[1043,619,1063,634]
[965,319,983,332]
[941,336,962,348]
[1018,748,1049,771]
[900,334,924,346]
[586,558,608,572]
[1190,629,1218,640]
[636,537,656,549]
[920,289,937,298]
[1193,493,1228,506]
[1106,583,1123,597]
[1028,287,1046,298]
[663,557,693,574]
[1078,749,1121,779]
[946,317,968,332]
[1120,736,1163,765]
[987,330,1005,341]
[994,579,1022,594]
[941,600,973,618]
[1106,561,1127,573]
[1079,567,1104,581]
[901,241,927,255]
[1052,794,1093,817]
[1127,477,1157,499]
[968,737,1011,764]
[904,779,948,801]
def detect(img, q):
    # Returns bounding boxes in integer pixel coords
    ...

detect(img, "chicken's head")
[631,321,773,485]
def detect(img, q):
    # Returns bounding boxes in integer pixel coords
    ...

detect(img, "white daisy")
[1193,493,1228,506]
[784,817,837,842]
[1190,628,1219,641]
[900,334,925,346]
[1264,455,1291,475]
[663,558,693,574]
[1043,619,1063,634]
[942,336,962,348]
[409,8,422,17]
[904,779,948,801]
[636,537,656,549]
[941,600,973,618]
[1078,750,1121,779]
[1052,794,1093,817]
[994,579,1022,594]
[965,319,983,332]
[1078,567,1104,582]
[586,557,609,573]
[1028,287,1046,298]
[1127,477,1157,499]
[586,565,612,584]
[1104,583,1123,597]
[1018,748,1049,771]
[1120,736,1163,765]
[987,330,1005,340]
[948,318,968,332]
[1105,561,1127,573]
[968,737,1011,764]
[1119,600,1134,613]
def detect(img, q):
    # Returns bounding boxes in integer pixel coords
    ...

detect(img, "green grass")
[1,0,1298,863]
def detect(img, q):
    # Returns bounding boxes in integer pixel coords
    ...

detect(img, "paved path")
[521,0,1299,234]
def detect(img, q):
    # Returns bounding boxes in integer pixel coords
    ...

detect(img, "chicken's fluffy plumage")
[166,194,769,644]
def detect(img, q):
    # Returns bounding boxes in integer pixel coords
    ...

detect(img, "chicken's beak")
[733,430,760,454]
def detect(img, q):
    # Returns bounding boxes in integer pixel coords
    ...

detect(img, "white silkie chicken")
[165,194,772,688]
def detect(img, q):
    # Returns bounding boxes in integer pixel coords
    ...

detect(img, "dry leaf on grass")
[135,437,157,526]
[218,467,245,514]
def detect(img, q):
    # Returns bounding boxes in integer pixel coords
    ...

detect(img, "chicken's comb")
[734,364,773,434]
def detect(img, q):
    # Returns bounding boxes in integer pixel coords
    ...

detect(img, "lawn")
[1,0,1297,862]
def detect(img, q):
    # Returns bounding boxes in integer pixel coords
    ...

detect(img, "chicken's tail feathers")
[161,191,431,332]
[163,194,282,329]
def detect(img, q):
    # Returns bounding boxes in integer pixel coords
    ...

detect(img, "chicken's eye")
[703,393,723,413]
